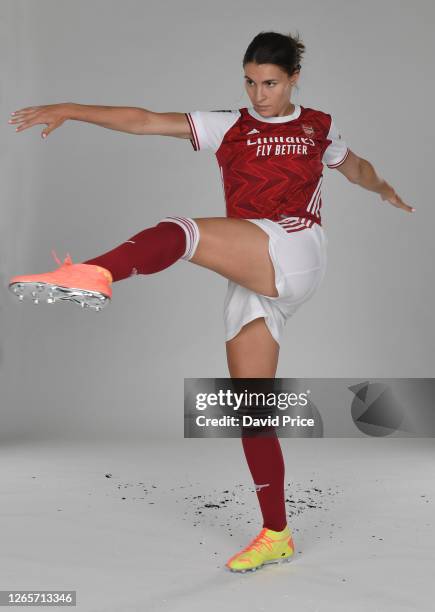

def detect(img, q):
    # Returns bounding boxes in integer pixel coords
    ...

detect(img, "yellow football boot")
[225,525,295,573]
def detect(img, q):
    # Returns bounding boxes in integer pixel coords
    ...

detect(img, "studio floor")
[0,437,433,612]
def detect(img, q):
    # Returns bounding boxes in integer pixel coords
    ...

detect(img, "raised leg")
[9,216,279,311]
[190,217,278,297]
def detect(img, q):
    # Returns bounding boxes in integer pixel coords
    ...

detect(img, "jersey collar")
[247,104,301,123]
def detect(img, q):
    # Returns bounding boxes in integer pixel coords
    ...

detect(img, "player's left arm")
[335,150,416,213]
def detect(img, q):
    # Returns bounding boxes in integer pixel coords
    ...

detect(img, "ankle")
[265,524,288,533]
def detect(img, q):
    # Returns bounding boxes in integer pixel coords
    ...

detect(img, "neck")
[267,102,295,117]
[283,102,295,116]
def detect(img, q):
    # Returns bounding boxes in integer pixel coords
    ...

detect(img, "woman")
[8,31,415,573]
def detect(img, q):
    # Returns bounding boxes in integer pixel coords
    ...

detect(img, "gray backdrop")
[1,0,433,442]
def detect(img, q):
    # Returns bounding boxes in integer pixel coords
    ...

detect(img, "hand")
[8,103,71,139]
[380,182,416,213]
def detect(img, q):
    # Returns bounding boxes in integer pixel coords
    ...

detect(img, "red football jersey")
[185,104,349,233]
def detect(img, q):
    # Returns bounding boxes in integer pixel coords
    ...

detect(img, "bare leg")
[190,218,278,298]
[226,316,279,376]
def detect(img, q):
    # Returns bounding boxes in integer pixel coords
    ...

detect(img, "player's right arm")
[8,102,192,140]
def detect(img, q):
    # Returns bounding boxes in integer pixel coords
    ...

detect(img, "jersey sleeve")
[322,116,350,168]
[185,110,240,153]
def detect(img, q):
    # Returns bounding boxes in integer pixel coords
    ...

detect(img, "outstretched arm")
[8,102,192,140]
[335,150,415,213]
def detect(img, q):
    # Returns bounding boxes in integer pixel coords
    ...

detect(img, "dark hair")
[243,31,305,78]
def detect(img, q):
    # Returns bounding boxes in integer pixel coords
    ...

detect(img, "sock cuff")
[160,216,200,261]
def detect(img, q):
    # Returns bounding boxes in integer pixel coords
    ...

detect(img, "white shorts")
[223,218,328,346]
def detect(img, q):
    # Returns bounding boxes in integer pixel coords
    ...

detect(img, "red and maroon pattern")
[186,106,349,234]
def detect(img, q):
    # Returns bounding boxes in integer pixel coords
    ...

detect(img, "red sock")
[83,217,199,282]
[241,429,287,532]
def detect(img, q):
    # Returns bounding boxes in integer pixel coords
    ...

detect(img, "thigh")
[226,316,279,378]
[189,217,278,298]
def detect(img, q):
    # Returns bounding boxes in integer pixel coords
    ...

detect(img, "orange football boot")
[8,250,113,311]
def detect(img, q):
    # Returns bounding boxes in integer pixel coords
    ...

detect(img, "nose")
[248,84,267,102]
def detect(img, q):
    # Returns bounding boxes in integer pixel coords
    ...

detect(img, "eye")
[245,80,277,87]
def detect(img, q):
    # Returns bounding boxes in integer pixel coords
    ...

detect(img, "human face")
[243,62,299,117]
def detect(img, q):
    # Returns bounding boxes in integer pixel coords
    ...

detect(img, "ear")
[290,73,300,87]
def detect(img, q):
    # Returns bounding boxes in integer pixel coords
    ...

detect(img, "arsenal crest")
[302,123,314,137]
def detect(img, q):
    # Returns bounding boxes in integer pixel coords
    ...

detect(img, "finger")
[8,110,39,125]
[389,194,415,213]
[13,121,32,132]
[402,202,416,213]
[14,117,48,132]
[8,112,38,124]
[394,195,413,212]
[41,121,60,139]
[10,106,38,116]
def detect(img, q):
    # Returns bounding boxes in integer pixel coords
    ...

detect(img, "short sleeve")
[185,110,240,153]
[322,116,350,168]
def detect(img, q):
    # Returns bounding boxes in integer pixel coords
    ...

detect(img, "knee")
[159,216,200,261]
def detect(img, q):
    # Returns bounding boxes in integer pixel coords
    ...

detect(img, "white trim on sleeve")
[322,116,349,168]
[185,110,240,152]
